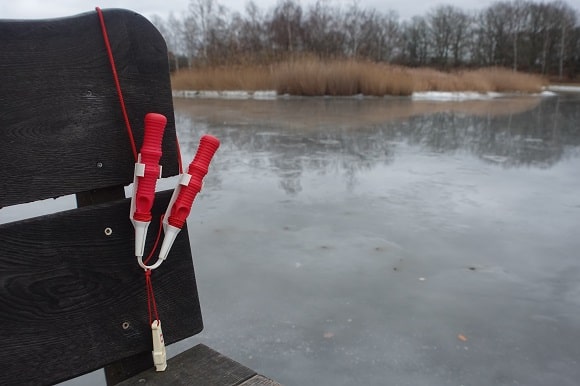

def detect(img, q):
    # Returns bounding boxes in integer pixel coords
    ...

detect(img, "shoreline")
[172,88,571,101]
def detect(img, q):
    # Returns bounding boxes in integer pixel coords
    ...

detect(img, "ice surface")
[50,92,580,386]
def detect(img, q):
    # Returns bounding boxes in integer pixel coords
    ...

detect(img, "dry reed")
[171,58,547,96]
[171,65,275,91]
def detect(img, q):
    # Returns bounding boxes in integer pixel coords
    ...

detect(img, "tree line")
[150,0,580,79]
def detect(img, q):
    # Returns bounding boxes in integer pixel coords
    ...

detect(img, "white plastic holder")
[160,172,193,254]
[130,154,162,258]
[151,320,167,372]
[136,172,190,270]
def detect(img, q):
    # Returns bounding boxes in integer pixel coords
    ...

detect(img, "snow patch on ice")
[547,85,580,93]
[411,91,501,101]
[253,90,277,100]
[173,90,277,100]
[173,89,557,100]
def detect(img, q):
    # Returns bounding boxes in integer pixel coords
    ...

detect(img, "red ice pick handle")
[133,113,167,222]
[168,135,220,229]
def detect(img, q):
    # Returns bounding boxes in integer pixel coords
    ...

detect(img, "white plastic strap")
[179,173,191,186]
[134,162,145,177]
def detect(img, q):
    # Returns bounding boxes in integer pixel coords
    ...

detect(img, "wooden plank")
[0,190,203,385]
[77,186,154,385]
[76,185,126,207]
[116,344,257,386]
[77,184,154,385]
[105,351,154,385]
[239,375,284,386]
[0,9,179,208]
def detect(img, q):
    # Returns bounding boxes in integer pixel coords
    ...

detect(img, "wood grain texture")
[105,351,154,385]
[116,344,257,386]
[0,9,179,208]
[0,190,203,385]
[76,186,154,385]
[76,185,126,207]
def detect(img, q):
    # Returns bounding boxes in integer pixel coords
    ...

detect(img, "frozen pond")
[171,94,580,386]
[33,91,580,385]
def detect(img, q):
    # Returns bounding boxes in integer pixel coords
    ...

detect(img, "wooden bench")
[0,8,280,386]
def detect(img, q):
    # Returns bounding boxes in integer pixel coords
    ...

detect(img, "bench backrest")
[0,9,203,385]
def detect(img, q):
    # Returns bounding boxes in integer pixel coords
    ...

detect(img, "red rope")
[95,7,138,161]
[143,215,164,324]
[96,7,185,325]
[143,215,164,265]
[145,270,160,324]
[176,138,183,174]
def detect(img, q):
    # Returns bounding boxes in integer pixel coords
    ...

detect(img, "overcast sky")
[1,0,578,22]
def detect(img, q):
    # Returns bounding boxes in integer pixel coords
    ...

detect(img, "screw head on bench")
[104,227,113,236]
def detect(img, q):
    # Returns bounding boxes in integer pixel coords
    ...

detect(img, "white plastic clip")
[130,159,147,258]
[130,155,164,259]
[157,173,192,260]
[151,320,167,371]
[136,172,191,270]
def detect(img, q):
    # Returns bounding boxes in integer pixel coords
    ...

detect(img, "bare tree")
[356,10,400,62]
[152,0,580,77]
[182,14,199,67]
[236,1,268,57]
[552,1,577,79]
[448,7,472,66]
[485,2,513,66]
[356,9,381,59]
[428,5,455,67]
[402,16,430,66]
[506,0,530,71]
[540,3,560,74]
[302,0,344,58]
[527,2,547,71]
[380,11,401,62]
[343,0,366,57]
[472,8,496,66]
[187,0,228,64]
[269,0,303,54]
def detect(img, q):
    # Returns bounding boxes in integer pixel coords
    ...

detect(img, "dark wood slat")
[0,9,179,208]
[76,185,126,207]
[116,344,257,386]
[0,190,203,385]
[77,183,151,385]
[239,375,284,386]
[105,351,154,385]
[77,185,152,385]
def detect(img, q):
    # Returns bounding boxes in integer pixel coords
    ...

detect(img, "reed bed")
[171,65,276,91]
[412,67,548,93]
[272,59,414,96]
[171,58,547,96]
